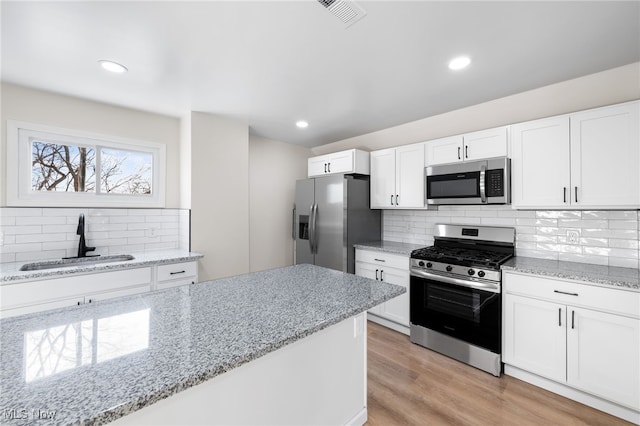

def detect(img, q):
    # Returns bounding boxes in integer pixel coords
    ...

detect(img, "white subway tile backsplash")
[559,253,609,266]
[608,220,638,230]
[0,207,190,263]
[16,233,67,244]
[383,207,639,269]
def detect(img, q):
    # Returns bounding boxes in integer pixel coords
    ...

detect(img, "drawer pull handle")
[554,290,578,296]
[374,258,386,262]
[170,270,186,275]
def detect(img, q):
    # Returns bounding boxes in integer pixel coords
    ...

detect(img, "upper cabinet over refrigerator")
[511,100,639,209]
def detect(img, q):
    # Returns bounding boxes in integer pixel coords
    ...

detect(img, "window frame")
[6,120,166,207]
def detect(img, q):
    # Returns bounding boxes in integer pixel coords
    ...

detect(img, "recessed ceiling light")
[98,60,128,74]
[296,120,309,129]
[448,56,471,71]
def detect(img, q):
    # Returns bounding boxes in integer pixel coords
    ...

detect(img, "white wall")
[312,62,640,155]
[189,112,250,280]
[0,83,182,207]
[249,135,311,272]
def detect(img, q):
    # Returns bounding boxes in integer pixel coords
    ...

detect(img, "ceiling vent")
[317,0,367,28]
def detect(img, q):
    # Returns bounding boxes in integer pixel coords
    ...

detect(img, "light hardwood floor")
[366,321,632,426]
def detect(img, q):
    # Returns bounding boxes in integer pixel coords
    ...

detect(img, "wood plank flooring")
[366,321,632,426]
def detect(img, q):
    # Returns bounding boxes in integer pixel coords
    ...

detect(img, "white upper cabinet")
[426,127,508,166]
[425,135,463,166]
[511,101,639,209]
[570,102,640,207]
[511,116,571,208]
[370,143,425,209]
[463,126,509,161]
[307,149,370,177]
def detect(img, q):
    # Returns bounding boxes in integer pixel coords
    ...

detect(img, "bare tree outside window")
[31,141,153,195]
[31,141,96,192]
[100,149,152,195]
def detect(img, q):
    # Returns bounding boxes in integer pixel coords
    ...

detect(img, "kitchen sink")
[19,254,135,271]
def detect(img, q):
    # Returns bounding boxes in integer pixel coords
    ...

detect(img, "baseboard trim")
[505,365,640,425]
[345,407,367,426]
[367,313,409,335]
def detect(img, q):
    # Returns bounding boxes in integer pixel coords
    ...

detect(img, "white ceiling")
[2,1,639,147]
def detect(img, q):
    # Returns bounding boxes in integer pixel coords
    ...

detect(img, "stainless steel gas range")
[409,224,515,376]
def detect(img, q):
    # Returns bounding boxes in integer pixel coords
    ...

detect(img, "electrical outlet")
[567,230,580,244]
[148,226,159,237]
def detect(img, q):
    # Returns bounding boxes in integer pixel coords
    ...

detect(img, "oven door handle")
[410,269,500,293]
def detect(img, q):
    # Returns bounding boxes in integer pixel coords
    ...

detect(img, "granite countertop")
[0,264,404,425]
[354,240,425,256]
[502,256,639,291]
[0,249,204,283]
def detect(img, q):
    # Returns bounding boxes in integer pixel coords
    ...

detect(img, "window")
[7,121,166,207]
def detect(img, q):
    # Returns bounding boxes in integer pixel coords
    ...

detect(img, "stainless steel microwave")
[425,157,511,205]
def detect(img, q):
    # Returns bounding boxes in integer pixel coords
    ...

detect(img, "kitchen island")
[0,264,404,425]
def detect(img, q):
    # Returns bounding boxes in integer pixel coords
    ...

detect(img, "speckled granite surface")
[354,241,425,256]
[0,264,404,425]
[0,249,203,283]
[502,256,639,291]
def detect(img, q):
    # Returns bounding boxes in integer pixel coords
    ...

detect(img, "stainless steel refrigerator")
[294,174,381,273]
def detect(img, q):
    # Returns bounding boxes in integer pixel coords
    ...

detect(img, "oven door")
[410,272,501,354]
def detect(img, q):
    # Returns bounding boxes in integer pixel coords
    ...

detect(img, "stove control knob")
[478,271,486,278]
[468,269,475,276]
[426,262,432,268]
[418,261,425,267]
[446,265,453,272]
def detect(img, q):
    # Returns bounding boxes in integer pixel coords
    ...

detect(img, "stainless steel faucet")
[76,213,97,258]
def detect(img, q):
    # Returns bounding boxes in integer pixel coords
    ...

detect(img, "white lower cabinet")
[156,261,199,290]
[0,267,152,318]
[355,249,409,334]
[503,271,640,422]
[0,260,200,319]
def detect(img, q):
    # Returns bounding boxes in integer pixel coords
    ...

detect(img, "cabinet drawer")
[0,267,152,310]
[157,261,197,282]
[503,272,639,318]
[355,249,408,270]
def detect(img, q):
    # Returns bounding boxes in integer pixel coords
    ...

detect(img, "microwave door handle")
[479,165,487,203]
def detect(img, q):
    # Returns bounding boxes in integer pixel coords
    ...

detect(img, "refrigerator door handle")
[292,205,296,240]
[310,203,318,254]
